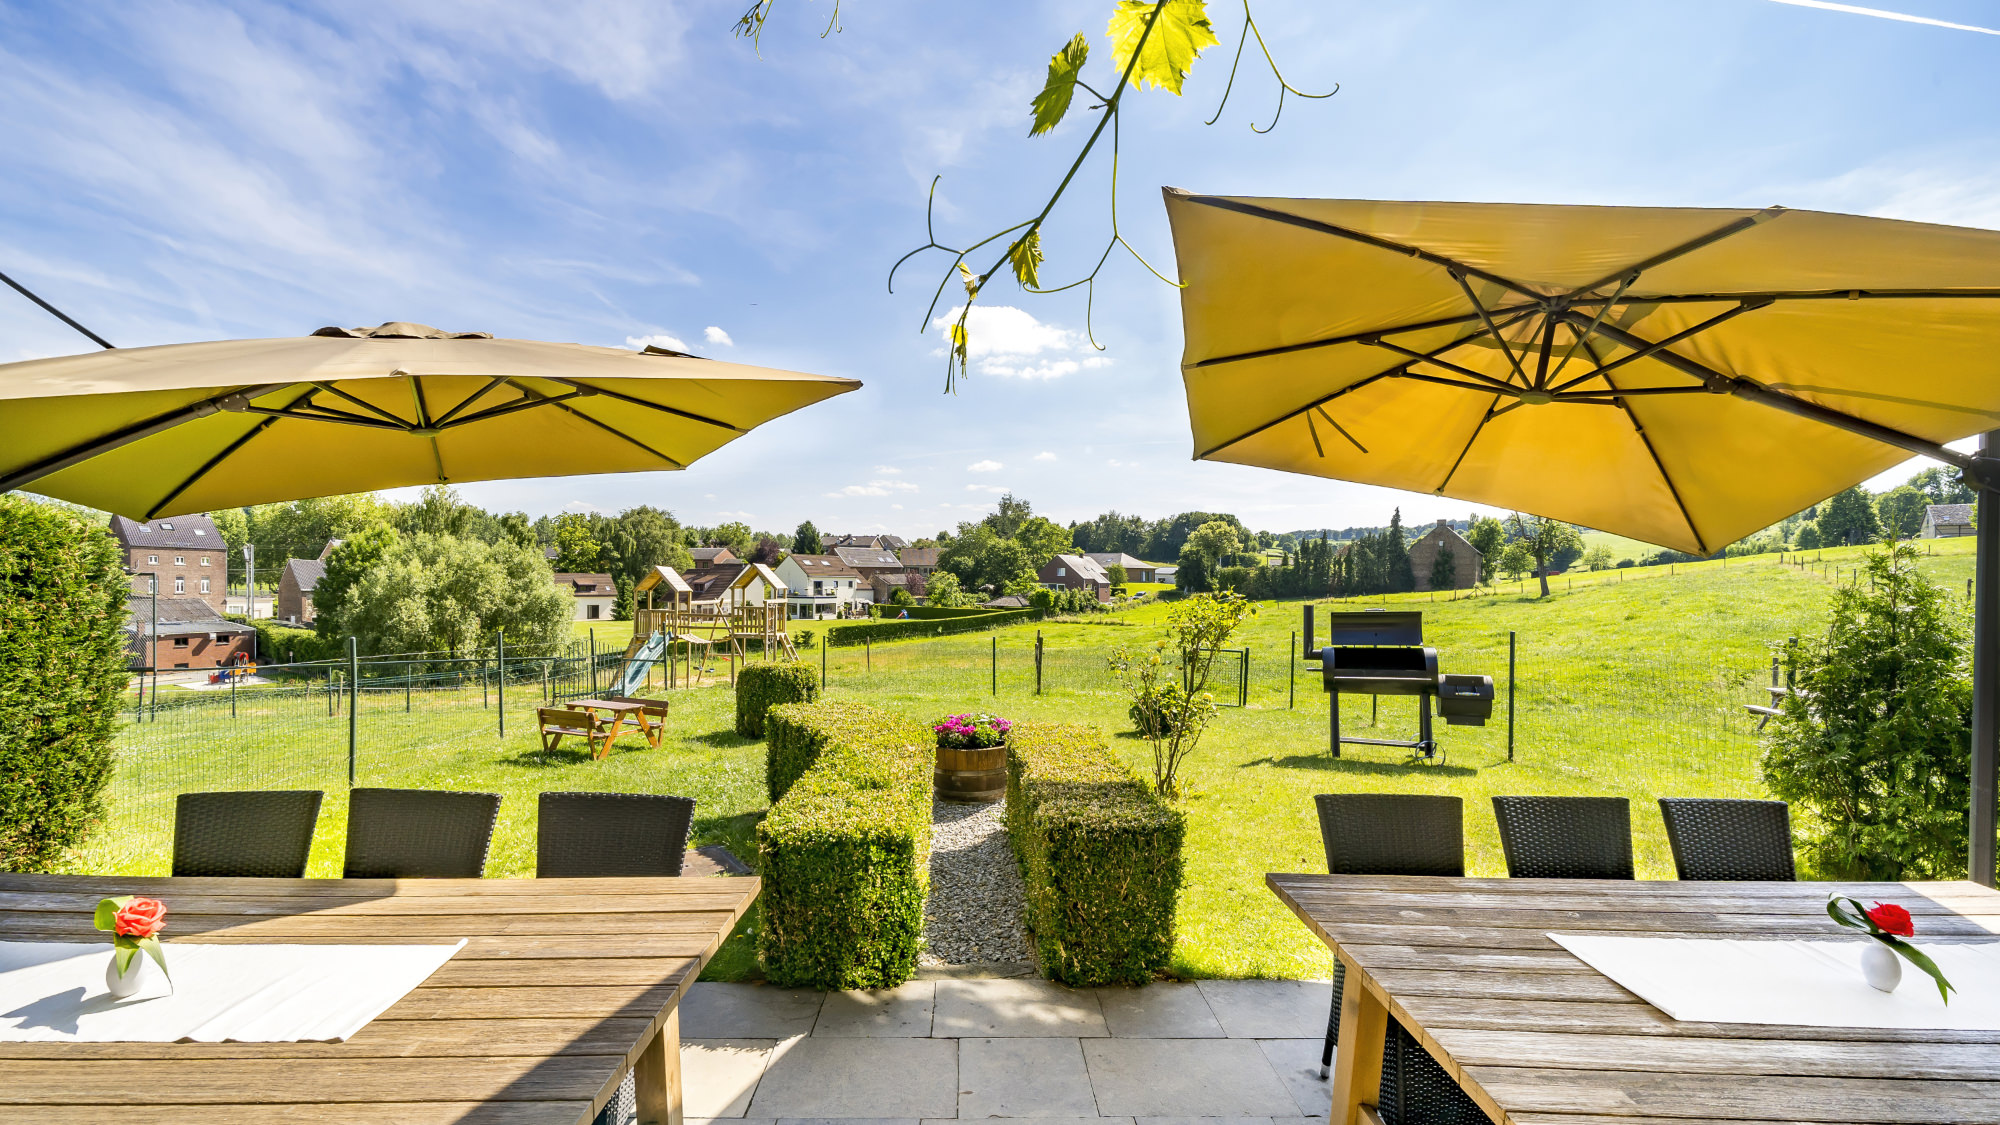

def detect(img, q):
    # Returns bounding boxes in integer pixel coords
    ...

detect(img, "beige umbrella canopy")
[0,322,859,520]
[1162,191,2000,555]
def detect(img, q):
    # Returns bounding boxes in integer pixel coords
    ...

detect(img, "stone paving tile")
[959,1037,1100,1118]
[1136,1118,1275,1125]
[776,1120,920,1125]
[688,1119,776,1125]
[1193,980,1332,1040]
[934,978,1108,1037]
[747,1036,960,1119]
[685,982,825,1039]
[1274,1117,1327,1124]
[1082,1038,1300,1118]
[1257,1039,1332,1117]
[925,1120,1132,1125]
[1094,983,1225,1039]
[682,1038,780,1118]
[815,981,937,1037]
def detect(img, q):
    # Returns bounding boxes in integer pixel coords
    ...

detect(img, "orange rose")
[113,897,167,939]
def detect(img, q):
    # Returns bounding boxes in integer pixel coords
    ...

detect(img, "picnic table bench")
[539,698,667,759]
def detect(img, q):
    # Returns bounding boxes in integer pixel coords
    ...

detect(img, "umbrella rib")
[1195,369,1399,460]
[1179,194,1544,301]
[1315,406,1367,454]
[1550,301,1770,393]
[1364,339,1524,393]
[548,399,687,469]
[542,378,746,434]
[1564,207,1788,298]
[144,387,320,521]
[1450,271,1532,386]
[1547,273,1633,384]
[308,382,415,429]
[432,376,511,427]
[0,382,293,494]
[1434,397,1503,495]
[238,403,409,431]
[1589,342,1708,555]
[1305,410,1324,457]
[1572,287,2000,306]
[1398,370,1525,395]
[438,390,591,430]
[1190,306,1536,369]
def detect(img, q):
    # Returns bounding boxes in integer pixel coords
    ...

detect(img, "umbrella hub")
[1516,390,1554,406]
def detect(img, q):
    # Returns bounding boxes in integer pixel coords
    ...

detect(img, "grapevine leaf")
[1108,0,1219,96]
[957,261,978,298]
[949,320,970,369]
[1007,228,1044,288]
[1030,33,1090,135]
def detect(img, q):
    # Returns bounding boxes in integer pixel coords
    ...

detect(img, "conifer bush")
[0,498,130,870]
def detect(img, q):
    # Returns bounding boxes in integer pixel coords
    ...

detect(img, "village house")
[688,546,737,566]
[896,546,939,574]
[870,571,925,606]
[774,553,870,618]
[1083,552,1154,583]
[1408,519,1481,591]
[1923,503,1975,538]
[821,532,908,551]
[552,572,618,621]
[110,513,228,615]
[1039,553,1111,602]
[832,544,906,581]
[277,558,324,624]
[126,596,255,671]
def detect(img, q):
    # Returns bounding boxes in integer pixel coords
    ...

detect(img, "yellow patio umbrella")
[0,322,859,520]
[1162,189,2000,883]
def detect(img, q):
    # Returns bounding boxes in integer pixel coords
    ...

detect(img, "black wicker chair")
[1313,794,1488,1124]
[342,788,501,879]
[537,792,696,878]
[172,790,324,877]
[1491,795,1634,880]
[1659,797,1796,881]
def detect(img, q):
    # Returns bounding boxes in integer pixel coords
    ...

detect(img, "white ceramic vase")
[104,948,153,999]
[1861,940,1902,993]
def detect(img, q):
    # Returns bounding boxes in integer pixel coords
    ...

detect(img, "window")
[199,579,210,594]
[173,663,188,669]
[1057,567,1067,576]
[586,604,601,620]
[174,556,185,565]
[159,522,174,530]
[173,578,184,593]
[173,637,189,647]
[147,554,158,565]
[193,528,205,536]
[200,556,210,566]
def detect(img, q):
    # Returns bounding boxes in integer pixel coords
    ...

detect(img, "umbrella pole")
[1973,430,2000,887]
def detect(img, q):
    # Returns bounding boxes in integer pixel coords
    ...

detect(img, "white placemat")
[1550,933,2000,1031]
[0,939,465,1042]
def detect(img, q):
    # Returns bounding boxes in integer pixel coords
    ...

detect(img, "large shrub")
[330,532,570,655]
[735,661,819,739]
[1005,722,1184,985]
[1762,544,1971,879]
[0,498,130,870]
[757,702,932,988]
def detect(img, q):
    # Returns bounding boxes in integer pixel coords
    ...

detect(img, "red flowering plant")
[94,896,171,980]
[1828,894,1951,1002]
[932,713,1011,750]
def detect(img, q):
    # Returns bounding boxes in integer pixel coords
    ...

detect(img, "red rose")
[113,897,167,939]
[1864,901,1914,937]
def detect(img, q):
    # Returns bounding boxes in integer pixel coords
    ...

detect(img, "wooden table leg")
[597,712,625,760]
[636,1007,682,1125]
[1329,952,1386,1125]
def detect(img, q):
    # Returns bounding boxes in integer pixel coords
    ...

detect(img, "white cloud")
[825,479,920,498]
[713,509,755,520]
[891,503,904,510]
[874,464,902,474]
[561,499,608,513]
[965,483,1009,493]
[627,332,687,352]
[966,459,1003,472]
[704,325,733,346]
[1766,0,2000,36]
[929,305,1113,381]
[1033,451,1057,462]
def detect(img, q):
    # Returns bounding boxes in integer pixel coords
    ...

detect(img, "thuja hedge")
[0,498,130,870]
[1006,722,1185,985]
[734,661,818,739]
[757,701,933,989]
[823,608,1038,647]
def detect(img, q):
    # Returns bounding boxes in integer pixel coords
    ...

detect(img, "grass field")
[74,537,1978,981]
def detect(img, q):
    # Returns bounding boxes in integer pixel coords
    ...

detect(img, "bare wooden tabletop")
[1268,873,2000,1125]
[0,872,759,1125]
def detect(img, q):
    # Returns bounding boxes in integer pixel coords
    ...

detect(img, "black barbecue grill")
[1306,607,1493,762]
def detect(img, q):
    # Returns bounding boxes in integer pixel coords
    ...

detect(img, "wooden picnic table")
[569,698,663,753]
[1268,873,2000,1125]
[0,872,759,1124]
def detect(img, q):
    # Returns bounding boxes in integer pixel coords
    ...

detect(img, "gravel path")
[922,797,1031,968]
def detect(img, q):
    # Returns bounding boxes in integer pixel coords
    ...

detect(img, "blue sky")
[4,0,1998,540]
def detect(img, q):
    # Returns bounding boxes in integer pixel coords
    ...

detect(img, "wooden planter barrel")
[935,742,1007,803]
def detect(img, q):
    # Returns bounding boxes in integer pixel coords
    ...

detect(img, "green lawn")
[74,537,1976,981]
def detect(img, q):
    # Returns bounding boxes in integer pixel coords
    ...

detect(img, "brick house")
[1083,552,1154,583]
[1408,519,1480,591]
[1923,504,1974,538]
[278,558,325,623]
[110,514,228,615]
[896,547,939,574]
[688,546,737,566]
[552,572,618,621]
[822,533,908,551]
[1039,553,1111,602]
[126,596,255,671]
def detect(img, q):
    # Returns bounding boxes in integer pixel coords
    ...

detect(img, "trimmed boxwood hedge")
[757,701,933,989]
[1005,722,1185,986]
[868,605,995,620]
[735,661,818,739]
[824,608,1038,647]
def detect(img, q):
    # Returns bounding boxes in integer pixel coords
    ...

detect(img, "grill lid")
[1320,610,1422,647]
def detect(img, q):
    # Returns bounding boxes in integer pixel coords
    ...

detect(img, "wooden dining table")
[1269,873,2000,1125]
[0,872,759,1124]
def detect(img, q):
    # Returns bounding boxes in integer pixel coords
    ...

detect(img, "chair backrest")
[173,790,324,878]
[1658,797,1795,881]
[1492,796,1633,879]
[343,788,501,878]
[1315,794,1464,876]
[537,792,697,878]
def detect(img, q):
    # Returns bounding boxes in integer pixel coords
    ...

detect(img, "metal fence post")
[1288,631,1296,709]
[1507,630,1517,762]
[991,635,997,696]
[347,636,359,786]
[1240,648,1248,708]
[406,663,412,712]
[865,637,871,673]
[821,634,828,690]
[230,668,237,719]
[1035,631,1043,695]
[496,630,505,738]
[589,629,599,696]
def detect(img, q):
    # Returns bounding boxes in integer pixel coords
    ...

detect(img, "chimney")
[1436,519,1449,529]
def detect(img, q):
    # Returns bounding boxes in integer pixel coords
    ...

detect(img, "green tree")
[1507,512,1582,597]
[496,512,536,551]
[1497,542,1534,582]
[701,521,756,556]
[1173,548,1209,592]
[207,507,249,552]
[0,497,128,870]
[1795,521,1824,551]
[791,520,821,557]
[312,524,398,640]
[339,533,569,656]
[1013,515,1073,568]
[248,493,392,567]
[1105,562,1129,588]
[1762,544,1971,879]
[1875,485,1928,540]
[1910,466,1974,507]
[1816,486,1882,547]
[393,485,480,540]
[924,570,970,607]
[552,513,603,572]
[1181,520,1242,572]
[1428,542,1457,590]
[1582,545,1615,571]
[602,507,692,618]
[1466,516,1506,583]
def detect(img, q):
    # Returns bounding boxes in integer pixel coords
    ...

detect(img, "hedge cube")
[735,661,819,739]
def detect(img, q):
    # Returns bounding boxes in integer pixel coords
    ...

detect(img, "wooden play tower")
[629,563,794,688]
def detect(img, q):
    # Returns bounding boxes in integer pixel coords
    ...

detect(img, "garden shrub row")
[757,701,933,989]
[1005,722,1186,986]
[824,608,1039,647]
[246,619,339,665]
[734,661,818,738]
[867,605,995,620]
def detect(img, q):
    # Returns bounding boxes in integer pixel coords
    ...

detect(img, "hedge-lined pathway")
[921,798,1032,969]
